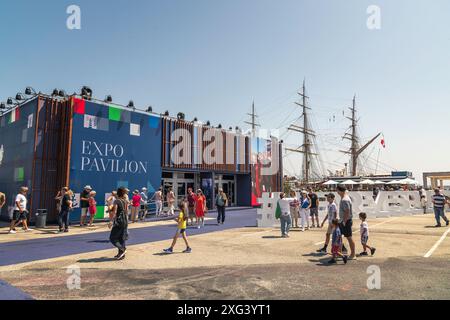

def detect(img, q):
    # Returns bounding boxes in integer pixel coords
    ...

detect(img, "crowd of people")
[1,184,449,262]
[0,185,230,260]
[277,185,450,264]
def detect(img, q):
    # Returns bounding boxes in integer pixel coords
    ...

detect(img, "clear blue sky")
[1,0,449,181]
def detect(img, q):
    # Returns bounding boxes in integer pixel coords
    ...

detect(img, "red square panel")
[73,97,86,114]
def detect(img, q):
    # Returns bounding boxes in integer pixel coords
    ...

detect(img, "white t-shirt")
[360,221,369,237]
[327,202,337,223]
[278,198,296,215]
[15,194,27,211]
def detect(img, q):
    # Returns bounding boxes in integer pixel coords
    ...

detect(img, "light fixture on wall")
[81,86,93,99]
[177,112,185,120]
[105,95,113,103]
[24,87,37,96]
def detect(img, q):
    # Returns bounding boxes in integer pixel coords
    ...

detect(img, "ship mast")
[341,95,381,176]
[286,80,317,184]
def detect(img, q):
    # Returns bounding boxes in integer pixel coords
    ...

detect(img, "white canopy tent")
[341,180,358,185]
[360,179,375,185]
[386,180,401,185]
[323,180,339,185]
[397,178,420,185]
[373,180,386,184]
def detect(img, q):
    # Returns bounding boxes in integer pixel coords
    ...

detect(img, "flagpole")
[375,148,381,175]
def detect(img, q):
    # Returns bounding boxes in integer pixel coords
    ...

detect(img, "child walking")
[163,202,192,254]
[317,193,337,253]
[358,212,376,256]
[328,219,348,264]
[88,191,97,226]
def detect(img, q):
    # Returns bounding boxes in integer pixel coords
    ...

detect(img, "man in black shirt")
[58,187,72,232]
[308,189,320,228]
[80,185,92,227]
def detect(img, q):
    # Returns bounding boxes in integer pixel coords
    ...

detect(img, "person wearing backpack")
[108,187,129,260]
[215,188,228,225]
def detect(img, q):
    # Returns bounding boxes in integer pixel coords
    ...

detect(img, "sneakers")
[163,247,173,254]
[446,221,449,226]
[64,229,69,233]
[359,251,368,256]
[317,246,327,253]
[343,255,348,264]
[370,248,376,256]
[24,228,33,232]
[434,224,442,228]
[183,247,192,253]
[9,230,16,234]
[116,249,126,260]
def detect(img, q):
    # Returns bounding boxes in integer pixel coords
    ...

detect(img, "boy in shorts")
[329,219,348,264]
[358,212,376,256]
[317,193,337,253]
[163,202,192,254]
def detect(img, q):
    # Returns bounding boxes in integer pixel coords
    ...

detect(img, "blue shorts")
[361,235,369,245]
[178,228,186,234]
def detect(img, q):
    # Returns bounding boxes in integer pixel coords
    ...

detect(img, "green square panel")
[108,106,122,121]
[95,206,105,220]
[15,167,24,182]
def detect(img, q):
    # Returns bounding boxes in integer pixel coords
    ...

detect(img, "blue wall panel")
[68,99,162,221]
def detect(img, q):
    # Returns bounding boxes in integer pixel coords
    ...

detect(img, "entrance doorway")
[214,174,236,206]
[162,172,197,208]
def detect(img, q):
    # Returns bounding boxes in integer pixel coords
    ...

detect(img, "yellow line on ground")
[424,227,450,258]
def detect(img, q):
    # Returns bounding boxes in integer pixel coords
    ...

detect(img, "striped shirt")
[432,194,446,208]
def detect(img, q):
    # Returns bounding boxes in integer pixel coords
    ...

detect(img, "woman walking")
[194,189,207,229]
[131,190,141,223]
[87,191,97,226]
[109,187,129,260]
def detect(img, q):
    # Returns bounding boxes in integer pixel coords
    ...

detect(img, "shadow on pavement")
[262,235,282,239]
[77,257,116,263]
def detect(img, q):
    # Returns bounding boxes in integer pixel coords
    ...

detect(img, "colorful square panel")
[108,106,122,121]
[73,98,86,114]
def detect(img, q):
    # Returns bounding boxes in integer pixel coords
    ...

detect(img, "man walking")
[9,187,32,233]
[308,189,320,228]
[215,188,228,225]
[431,188,449,227]
[58,187,72,232]
[336,185,356,260]
[79,185,92,227]
[277,192,296,238]
[139,187,149,221]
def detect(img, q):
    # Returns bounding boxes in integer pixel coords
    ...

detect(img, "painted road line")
[424,227,450,258]
[314,217,400,246]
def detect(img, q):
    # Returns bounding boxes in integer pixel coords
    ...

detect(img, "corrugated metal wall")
[30,96,72,221]
[161,117,250,173]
